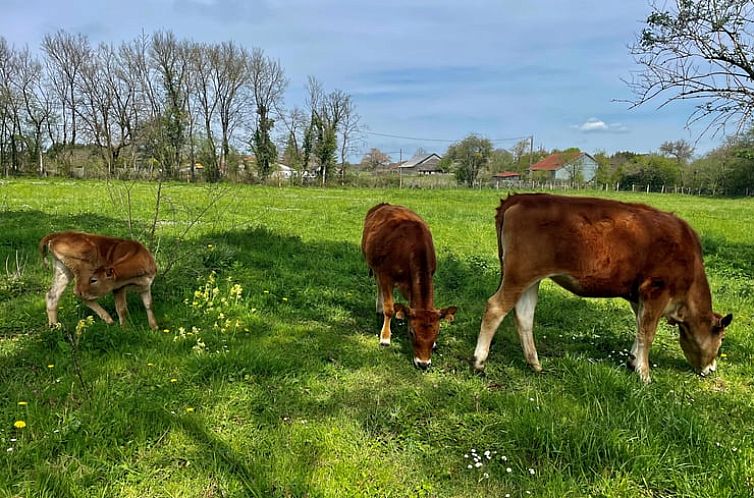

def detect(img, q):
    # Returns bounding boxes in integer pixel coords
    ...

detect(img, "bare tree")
[659,139,695,163]
[189,42,220,180]
[338,96,361,181]
[13,47,54,176]
[247,48,287,179]
[360,148,391,171]
[211,41,249,177]
[629,0,754,135]
[41,30,90,146]
[77,43,136,175]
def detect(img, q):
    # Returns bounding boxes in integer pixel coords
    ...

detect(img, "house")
[270,163,294,179]
[491,171,522,188]
[391,153,443,175]
[531,151,598,183]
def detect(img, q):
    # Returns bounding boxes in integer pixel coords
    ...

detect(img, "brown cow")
[362,203,457,369]
[40,231,158,330]
[473,194,732,382]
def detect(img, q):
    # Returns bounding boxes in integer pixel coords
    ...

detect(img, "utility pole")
[399,148,403,189]
[528,135,534,185]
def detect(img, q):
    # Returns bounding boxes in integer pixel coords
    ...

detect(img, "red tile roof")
[531,151,582,171]
[493,171,521,178]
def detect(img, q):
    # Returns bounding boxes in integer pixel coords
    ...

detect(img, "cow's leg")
[473,277,525,371]
[139,287,159,330]
[514,280,542,372]
[46,260,72,326]
[377,275,394,346]
[83,300,115,325]
[633,298,667,383]
[375,283,384,316]
[628,301,640,370]
[114,288,129,326]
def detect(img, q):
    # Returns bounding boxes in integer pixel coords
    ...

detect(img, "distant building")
[531,151,598,183]
[389,153,443,175]
[491,171,522,187]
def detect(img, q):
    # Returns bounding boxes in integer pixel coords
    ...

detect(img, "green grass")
[0,179,753,497]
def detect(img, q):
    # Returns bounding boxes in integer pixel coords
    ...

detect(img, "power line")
[365,130,531,143]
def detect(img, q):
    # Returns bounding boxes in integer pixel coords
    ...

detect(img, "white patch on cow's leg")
[377,276,394,346]
[627,301,640,370]
[634,299,664,384]
[515,281,542,372]
[46,260,72,326]
[473,286,515,371]
[139,288,158,330]
[114,288,129,326]
[84,300,115,325]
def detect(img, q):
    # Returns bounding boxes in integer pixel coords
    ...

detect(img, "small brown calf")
[40,231,158,330]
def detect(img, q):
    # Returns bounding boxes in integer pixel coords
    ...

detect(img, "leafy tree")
[445,135,493,187]
[659,139,694,164]
[630,0,754,132]
[619,154,681,190]
[487,148,515,174]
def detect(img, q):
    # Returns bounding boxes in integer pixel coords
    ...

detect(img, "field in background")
[0,179,753,497]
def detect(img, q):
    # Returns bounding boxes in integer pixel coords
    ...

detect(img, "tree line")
[0,30,360,182]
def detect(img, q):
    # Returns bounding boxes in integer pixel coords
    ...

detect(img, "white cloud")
[575,117,629,133]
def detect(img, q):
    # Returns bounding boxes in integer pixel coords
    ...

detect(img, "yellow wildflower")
[170,378,178,383]
[185,407,195,413]
[47,364,54,369]
[13,420,26,429]
[17,401,27,406]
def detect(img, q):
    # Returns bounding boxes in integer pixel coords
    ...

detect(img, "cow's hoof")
[626,354,637,371]
[472,358,486,373]
[379,339,391,347]
[530,362,543,373]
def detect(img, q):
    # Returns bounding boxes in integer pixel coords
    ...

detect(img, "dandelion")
[282,297,288,302]
[170,378,178,383]
[17,401,27,406]
[147,363,154,367]
[185,407,195,413]
[163,329,170,333]
[13,420,26,429]
[721,353,728,359]
[47,364,54,369]
[207,244,214,249]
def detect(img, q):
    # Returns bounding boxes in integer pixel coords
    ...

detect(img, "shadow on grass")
[2,209,753,495]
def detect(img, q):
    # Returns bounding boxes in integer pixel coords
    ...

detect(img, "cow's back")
[362,204,436,278]
[498,194,700,298]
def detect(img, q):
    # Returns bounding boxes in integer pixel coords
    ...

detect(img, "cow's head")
[394,303,457,369]
[673,310,732,376]
[75,266,117,300]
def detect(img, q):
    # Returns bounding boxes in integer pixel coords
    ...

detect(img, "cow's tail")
[39,234,54,269]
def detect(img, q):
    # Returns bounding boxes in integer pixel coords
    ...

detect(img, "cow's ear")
[394,303,411,319]
[715,313,733,330]
[439,306,457,322]
[105,267,116,280]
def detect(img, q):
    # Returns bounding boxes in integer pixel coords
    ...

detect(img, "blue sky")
[0,0,725,161]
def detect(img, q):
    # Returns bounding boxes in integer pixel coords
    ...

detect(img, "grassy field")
[0,179,753,497]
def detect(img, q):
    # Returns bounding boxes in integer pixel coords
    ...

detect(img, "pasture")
[0,179,753,497]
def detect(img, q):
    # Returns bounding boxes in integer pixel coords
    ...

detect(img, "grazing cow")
[362,203,457,369]
[40,231,158,330]
[473,194,732,382]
